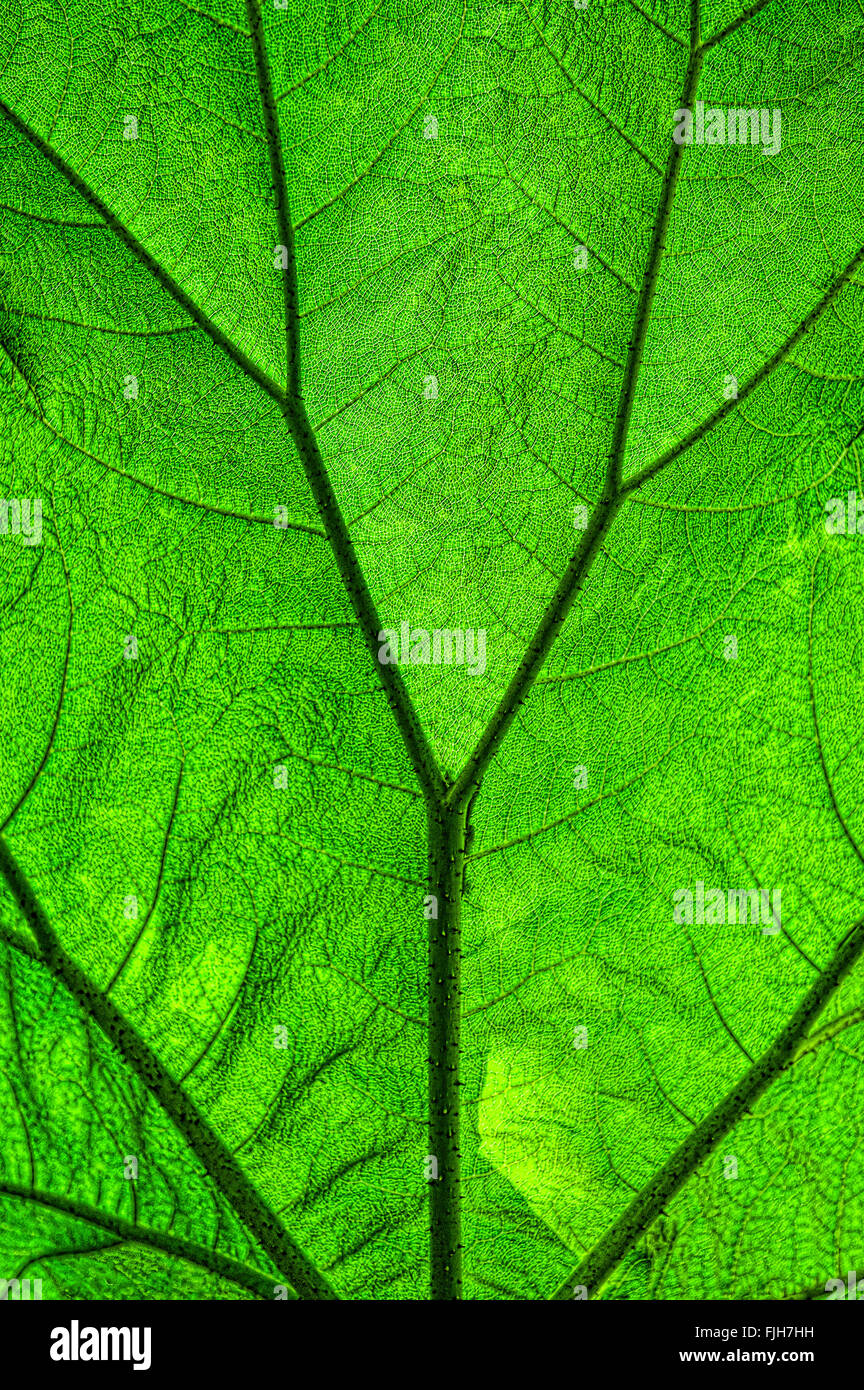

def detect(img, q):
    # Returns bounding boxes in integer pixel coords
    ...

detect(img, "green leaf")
[1,0,863,1302]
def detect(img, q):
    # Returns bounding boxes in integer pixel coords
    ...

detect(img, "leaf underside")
[0,0,863,1302]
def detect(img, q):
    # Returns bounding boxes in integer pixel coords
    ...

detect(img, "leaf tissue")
[0,0,863,1303]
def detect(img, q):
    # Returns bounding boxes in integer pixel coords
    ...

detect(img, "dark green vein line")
[106,763,184,994]
[0,339,44,414]
[0,836,339,1301]
[605,46,702,494]
[495,269,626,369]
[0,202,104,227]
[0,501,72,835]
[274,833,425,887]
[0,88,444,806]
[313,339,433,434]
[778,1281,834,1301]
[9,309,199,337]
[701,0,777,51]
[276,0,386,102]
[641,1039,696,1126]
[807,542,864,872]
[244,0,301,400]
[2,381,327,536]
[448,495,622,810]
[491,150,639,295]
[177,891,259,1086]
[466,734,695,860]
[173,0,251,39]
[683,923,754,1063]
[426,796,468,1299]
[12,1240,126,1283]
[244,0,446,807]
[274,747,422,800]
[291,5,467,234]
[517,0,664,177]
[793,1006,864,1063]
[0,924,39,960]
[0,1183,291,1300]
[0,102,290,410]
[449,42,701,810]
[550,910,864,1299]
[204,622,356,635]
[624,242,864,494]
[436,33,709,1293]
[625,0,688,49]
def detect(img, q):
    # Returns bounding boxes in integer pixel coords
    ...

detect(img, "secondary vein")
[0,837,340,1301]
